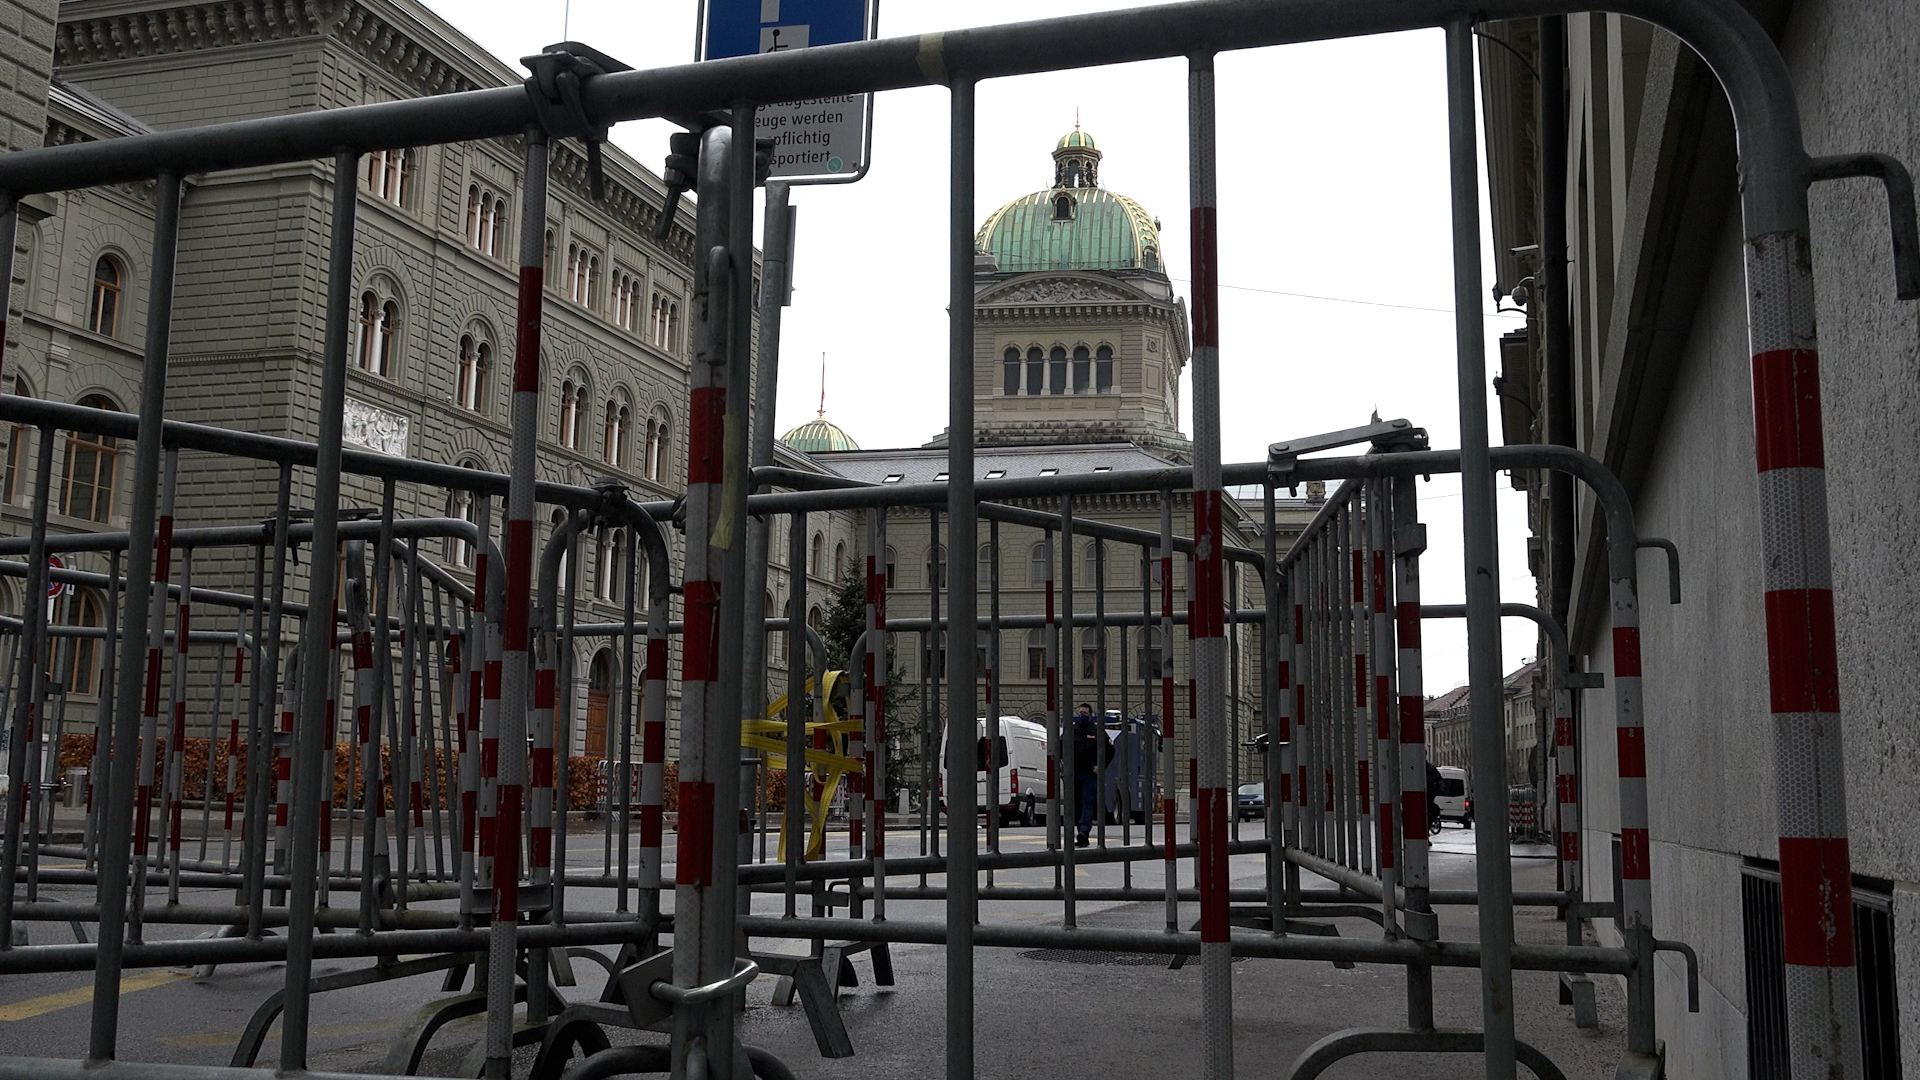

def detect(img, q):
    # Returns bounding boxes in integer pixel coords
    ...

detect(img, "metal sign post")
[699,0,876,182]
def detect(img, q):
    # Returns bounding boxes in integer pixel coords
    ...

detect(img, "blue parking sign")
[702,0,869,61]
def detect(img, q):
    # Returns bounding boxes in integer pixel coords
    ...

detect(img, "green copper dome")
[977,129,1162,273]
[781,416,860,453]
[976,187,1162,273]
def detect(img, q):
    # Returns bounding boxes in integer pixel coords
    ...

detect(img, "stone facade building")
[0,0,870,761]
[791,131,1319,793]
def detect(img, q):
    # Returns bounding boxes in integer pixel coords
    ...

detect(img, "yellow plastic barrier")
[740,669,864,861]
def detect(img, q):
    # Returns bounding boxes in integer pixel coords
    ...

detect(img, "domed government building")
[785,130,1320,775]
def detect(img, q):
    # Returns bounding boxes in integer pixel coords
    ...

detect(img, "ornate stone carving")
[343,396,409,456]
[984,277,1134,305]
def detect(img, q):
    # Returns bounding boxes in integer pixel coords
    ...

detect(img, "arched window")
[1028,541,1052,587]
[807,606,823,634]
[1002,347,1021,396]
[455,334,490,412]
[59,588,104,696]
[1025,347,1044,396]
[644,412,670,481]
[88,256,122,337]
[926,545,947,590]
[364,148,414,206]
[61,394,119,522]
[1136,626,1166,679]
[4,376,31,504]
[567,244,600,308]
[834,541,846,583]
[1072,345,1091,394]
[976,629,995,675]
[1049,346,1068,395]
[1081,542,1103,588]
[446,488,477,568]
[884,546,897,590]
[977,542,996,587]
[595,527,626,603]
[357,289,397,376]
[1080,627,1103,680]
[1025,627,1049,680]
[543,228,555,282]
[559,378,585,449]
[1095,345,1114,393]
[811,532,825,578]
[1053,194,1075,221]
[602,396,630,467]
[614,272,642,332]
[466,185,506,256]
[649,293,682,353]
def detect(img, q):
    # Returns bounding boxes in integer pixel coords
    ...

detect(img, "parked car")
[940,716,1050,826]
[1236,782,1266,821]
[1434,765,1472,826]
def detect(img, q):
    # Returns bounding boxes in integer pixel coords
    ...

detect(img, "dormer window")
[1039,468,1058,476]
[882,474,903,484]
[1052,194,1075,222]
[985,469,1005,479]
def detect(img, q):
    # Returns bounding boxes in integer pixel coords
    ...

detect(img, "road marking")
[0,970,189,1021]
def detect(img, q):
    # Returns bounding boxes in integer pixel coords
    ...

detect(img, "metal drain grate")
[1019,948,1171,967]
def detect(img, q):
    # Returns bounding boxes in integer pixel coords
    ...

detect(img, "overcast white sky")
[426,0,1541,692]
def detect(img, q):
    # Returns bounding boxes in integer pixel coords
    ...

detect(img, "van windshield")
[1442,778,1465,797]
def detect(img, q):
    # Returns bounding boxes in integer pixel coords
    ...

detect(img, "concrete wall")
[1562,0,1920,1070]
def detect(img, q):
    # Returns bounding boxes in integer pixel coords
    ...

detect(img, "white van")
[941,716,1050,826]
[1435,765,1472,826]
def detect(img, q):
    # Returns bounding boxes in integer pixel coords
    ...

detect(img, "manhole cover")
[1018,948,1172,966]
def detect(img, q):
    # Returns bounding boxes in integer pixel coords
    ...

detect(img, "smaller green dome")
[1056,129,1096,151]
[781,416,860,453]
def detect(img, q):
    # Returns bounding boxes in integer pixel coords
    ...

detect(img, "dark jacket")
[1071,719,1101,774]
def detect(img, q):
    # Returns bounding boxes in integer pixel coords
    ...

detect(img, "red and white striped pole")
[459,499,490,920]
[222,618,244,867]
[867,509,888,919]
[1351,534,1370,872]
[273,653,298,875]
[1158,492,1175,928]
[129,446,177,938]
[348,546,389,927]
[1043,532,1057,845]
[1392,477,1429,899]
[1745,230,1861,1076]
[481,127,548,1080]
[1369,483,1397,928]
[314,638,339,904]
[637,573,669,901]
[1187,51,1232,1080]
[447,619,469,905]
[164,550,192,904]
[671,124,732,1063]
[1553,675,1577,903]
[1297,584,1313,853]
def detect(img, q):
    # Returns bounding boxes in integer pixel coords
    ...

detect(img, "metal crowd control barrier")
[0,0,1909,1077]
